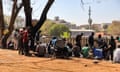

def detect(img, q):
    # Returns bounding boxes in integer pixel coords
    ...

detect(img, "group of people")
[75,32,120,63]
[13,27,45,57]
[5,29,120,63]
[48,37,73,58]
[12,27,31,56]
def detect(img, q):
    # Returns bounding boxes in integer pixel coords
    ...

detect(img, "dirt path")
[0,49,120,72]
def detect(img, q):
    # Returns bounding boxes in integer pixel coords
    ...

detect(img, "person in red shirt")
[22,28,29,56]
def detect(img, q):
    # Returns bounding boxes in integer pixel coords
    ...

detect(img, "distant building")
[79,24,89,29]
[70,29,95,38]
[53,16,79,29]
[54,16,59,21]
[79,24,107,32]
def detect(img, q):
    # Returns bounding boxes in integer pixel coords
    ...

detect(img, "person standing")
[35,30,41,42]
[75,33,83,51]
[18,28,24,55]
[101,39,108,59]
[22,28,29,56]
[74,33,83,57]
[113,45,120,63]
[88,32,94,49]
[108,36,116,61]
[97,34,103,49]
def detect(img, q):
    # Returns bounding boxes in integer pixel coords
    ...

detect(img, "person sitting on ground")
[66,42,73,57]
[51,36,57,46]
[35,42,46,57]
[81,44,90,58]
[7,40,14,49]
[113,45,120,63]
[48,37,57,55]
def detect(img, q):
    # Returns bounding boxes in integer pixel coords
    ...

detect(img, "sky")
[3,0,120,26]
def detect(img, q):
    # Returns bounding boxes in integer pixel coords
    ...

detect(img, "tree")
[107,21,120,35]
[22,0,54,50]
[40,19,56,35]
[22,0,32,27]
[49,24,70,37]
[1,0,23,48]
[31,0,55,38]
[0,0,4,38]
[103,24,108,30]
[22,0,55,38]
[8,0,23,35]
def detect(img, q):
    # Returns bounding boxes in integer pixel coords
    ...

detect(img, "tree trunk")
[0,0,4,39]
[8,0,23,34]
[2,0,23,48]
[22,0,32,28]
[22,0,54,51]
[22,0,34,51]
[22,0,54,38]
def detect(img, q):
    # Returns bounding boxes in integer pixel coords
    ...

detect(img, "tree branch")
[8,0,23,33]
[33,0,55,35]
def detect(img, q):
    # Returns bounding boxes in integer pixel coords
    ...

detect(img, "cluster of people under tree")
[48,37,73,58]
[8,27,34,56]
[17,27,31,56]
[12,27,43,56]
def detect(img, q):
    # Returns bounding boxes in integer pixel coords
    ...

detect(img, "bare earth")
[0,49,120,72]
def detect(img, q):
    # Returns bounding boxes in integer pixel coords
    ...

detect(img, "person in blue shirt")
[48,37,57,55]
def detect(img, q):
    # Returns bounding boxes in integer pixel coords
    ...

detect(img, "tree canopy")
[107,21,120,35]
[40,19,55,35]
[49,24,70,37]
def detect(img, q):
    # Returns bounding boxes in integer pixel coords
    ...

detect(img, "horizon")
[4,14,119,26]
[3,0,120,26]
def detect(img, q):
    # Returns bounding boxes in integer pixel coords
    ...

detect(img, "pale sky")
[3,0,120,26]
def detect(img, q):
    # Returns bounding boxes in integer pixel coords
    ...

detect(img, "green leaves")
[107,21,120,35]
[49,24,70,37]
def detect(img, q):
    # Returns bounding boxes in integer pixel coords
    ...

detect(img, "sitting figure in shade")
[113,45,120,63]
[81,44,90,58]
[7,40,14,49]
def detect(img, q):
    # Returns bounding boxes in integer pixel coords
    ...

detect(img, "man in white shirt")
[113,45,120,63]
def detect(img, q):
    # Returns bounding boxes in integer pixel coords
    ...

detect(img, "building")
[70,29,95,38]
[54,16,79,29]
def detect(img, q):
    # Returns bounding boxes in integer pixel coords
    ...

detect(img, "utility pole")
[88,6,92,30]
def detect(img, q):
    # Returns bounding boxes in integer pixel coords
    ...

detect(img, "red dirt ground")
[0,49,120,72]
